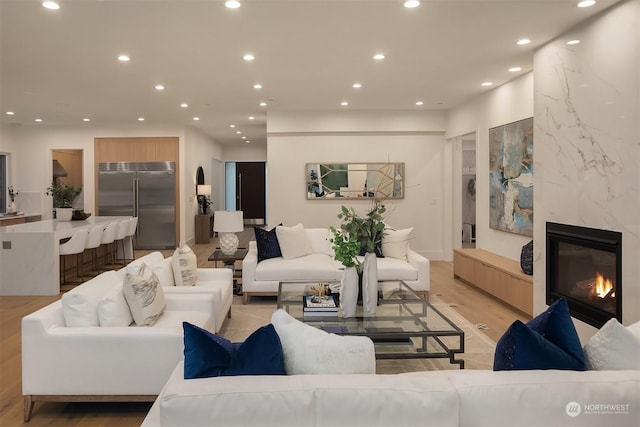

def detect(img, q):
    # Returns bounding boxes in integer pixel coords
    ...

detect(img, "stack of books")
[303,294,339,318]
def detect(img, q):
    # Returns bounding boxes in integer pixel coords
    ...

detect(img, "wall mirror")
[306,163,404,200]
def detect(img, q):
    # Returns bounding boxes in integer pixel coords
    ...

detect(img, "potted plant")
[329,199,387,316]
[45,180,82,221]
[7,186,19,213]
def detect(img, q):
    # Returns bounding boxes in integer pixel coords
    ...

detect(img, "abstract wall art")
[489,117,533,236]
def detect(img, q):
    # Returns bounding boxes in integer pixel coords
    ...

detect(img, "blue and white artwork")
[489,117,533,236]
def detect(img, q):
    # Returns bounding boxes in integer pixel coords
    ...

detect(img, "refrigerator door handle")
[134,178,140,236]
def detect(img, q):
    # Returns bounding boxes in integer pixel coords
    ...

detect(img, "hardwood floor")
[0,231,530,426]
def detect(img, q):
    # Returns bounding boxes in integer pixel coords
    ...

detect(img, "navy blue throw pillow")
[493,298,586,371]
[183,322,285,379]
[254,225,282,263]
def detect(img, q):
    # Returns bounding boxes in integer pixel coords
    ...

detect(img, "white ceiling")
[0,0,620,146]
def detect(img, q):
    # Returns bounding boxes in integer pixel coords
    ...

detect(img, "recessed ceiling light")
[193,117,200,121]
[253,83,262,89]
[404,1,420,8]
[248,116,255,120]
[352,83,362,89]
[117,55,130,62]
[236,131,242,134]
[246,140,251,144]
[508,67,522,72]
[243,54,255,61]
[180,103,189,108]
[340,101,349,106]
[516,39,531,46]
[259,102,267,107]
[155,84,165,90]
[242,136,247,140]
[567,39,581,45]
[415,101,424,106]
[42,2,60,10]
[481,82,493,87]
[35,118,43,122]
[225,1,241,9]
[373,53,385,60]
[138,117,145,121]
[83,118,91,122]
[229,124,236,128]
[577,0,596,8]
[5,111,15,115]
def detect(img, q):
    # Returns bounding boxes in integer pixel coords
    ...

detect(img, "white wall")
[184,125,223,244]
[446,73,534,261]
[533,0,640,339]
[267,110,446,260]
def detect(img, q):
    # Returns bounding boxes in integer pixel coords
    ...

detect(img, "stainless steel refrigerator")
[98,162,176,249]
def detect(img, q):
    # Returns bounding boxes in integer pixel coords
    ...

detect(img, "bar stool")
[59,229,89,286]
[113,219,130,266]
[84,225,105,275]
[123,217,138,263]
[100,222,118,269]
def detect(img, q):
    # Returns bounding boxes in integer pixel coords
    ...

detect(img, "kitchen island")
[0,217,131,295]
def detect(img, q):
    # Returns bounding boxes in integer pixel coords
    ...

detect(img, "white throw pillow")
[276,223,313,259]
[61,271,120,327]
[123,263,166,326]
[583,318,640,370]
[97,284,134,326]
[153,257,176,287]
[171,245,197,286]
[271,309,375,374]
[381,227,413,260]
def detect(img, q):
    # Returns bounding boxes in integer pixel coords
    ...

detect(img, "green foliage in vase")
[45,180,82,208]
[329,199,387,271]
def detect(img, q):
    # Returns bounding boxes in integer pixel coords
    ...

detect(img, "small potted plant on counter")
[7,186,19,214]
[45,180,82,221]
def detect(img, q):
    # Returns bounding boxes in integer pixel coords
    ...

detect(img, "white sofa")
[21,269,218,422]
[242,227,430,304]
[123,251,233,332]
[142,362,640,427]
[22,253,233,422]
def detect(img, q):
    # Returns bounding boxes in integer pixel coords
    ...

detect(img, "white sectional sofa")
[142,362,640,427]
[22,253,233,421]
[242,227,430,304]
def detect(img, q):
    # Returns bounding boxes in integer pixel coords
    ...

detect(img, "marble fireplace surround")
[533,0,639,339]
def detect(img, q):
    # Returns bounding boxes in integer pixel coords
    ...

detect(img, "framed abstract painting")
[489,117,533,236]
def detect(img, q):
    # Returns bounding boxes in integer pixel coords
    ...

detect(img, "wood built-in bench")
[453,248,533,317]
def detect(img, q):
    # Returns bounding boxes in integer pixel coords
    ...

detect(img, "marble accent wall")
[533,0,639,338]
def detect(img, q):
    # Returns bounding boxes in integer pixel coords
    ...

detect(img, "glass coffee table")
[277,280,465,368]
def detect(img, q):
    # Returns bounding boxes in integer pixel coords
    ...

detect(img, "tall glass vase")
[340,266,358,318]
[362,252,378,315]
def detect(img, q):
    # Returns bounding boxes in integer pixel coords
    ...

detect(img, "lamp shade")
[213,210,244,233]
[197,185,211,196]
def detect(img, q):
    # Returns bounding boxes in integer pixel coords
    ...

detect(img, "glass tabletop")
[277,280,462,337]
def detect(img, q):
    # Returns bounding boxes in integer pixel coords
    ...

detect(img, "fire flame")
[594,273,614,298]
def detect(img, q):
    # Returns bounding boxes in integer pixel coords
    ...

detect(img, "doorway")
[235,162,266,225]
[461,137,476,247]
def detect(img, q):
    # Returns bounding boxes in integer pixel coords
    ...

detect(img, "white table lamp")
[213,210,244,255]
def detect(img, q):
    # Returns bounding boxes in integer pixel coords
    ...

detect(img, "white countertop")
[0,216,130,239]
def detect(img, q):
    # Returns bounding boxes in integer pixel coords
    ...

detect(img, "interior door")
[236,162,265,225]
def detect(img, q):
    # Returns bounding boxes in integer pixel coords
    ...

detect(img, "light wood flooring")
[0,230,530,426]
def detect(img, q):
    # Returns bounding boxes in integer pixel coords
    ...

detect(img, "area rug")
[219,294,496,373]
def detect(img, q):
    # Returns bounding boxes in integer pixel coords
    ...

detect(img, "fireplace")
[546,222,622,328]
